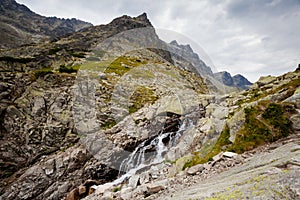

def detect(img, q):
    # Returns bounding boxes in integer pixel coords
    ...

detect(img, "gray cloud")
[16,0,300,82]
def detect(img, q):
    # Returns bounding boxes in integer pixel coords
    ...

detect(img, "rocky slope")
[82,68,299,200]
[0,0,92,49]
[0,6,299,200]
[0,12,207,200]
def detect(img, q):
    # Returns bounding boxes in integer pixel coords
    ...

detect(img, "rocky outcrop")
[169,40,213,77]
[214,71,252,90]
[0,0,92,49]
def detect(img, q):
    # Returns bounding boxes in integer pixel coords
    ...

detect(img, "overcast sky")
[17,0,300,82]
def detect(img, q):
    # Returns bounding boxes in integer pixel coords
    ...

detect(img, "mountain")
[0,4,299,200]
[169,40,252,91]
[0,0,92,49]
[214,71,252,90]
[168,40,214,77]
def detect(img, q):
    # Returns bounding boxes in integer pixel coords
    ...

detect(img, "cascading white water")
[118,119,190,175]
[92,119,192,189]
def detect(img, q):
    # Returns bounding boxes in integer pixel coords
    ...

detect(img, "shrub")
[262,103,293,138]
[128,86,158,114]
[58,65,79,73]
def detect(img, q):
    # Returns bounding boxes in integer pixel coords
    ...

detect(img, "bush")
[0,56,33,63]
[58,65,79,73]
[262,103,292,138]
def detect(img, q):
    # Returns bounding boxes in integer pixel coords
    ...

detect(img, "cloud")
[16,0,300,82]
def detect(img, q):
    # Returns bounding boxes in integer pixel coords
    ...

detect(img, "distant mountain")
[214,71,252,89]
[168,40,252,90]
[0,0,92,49]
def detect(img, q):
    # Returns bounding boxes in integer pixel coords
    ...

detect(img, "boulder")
[94,183,113,195]
[213,152,224,162]
[120,187,133,200]
[290,114,300,131]
[223,152,238,158]
[66,188,80,200]
[128,175,140,188]
[78,185,86,195]
[186,164,205,175]
[147,180,167,194]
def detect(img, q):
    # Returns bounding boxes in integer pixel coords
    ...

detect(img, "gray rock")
[147,180,168,194]
[213,152,224,162]
[186,164,204,175]
[128,175,140,188]
[223,152,238,158]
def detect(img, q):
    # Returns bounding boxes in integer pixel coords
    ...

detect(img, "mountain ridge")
[214,71,252,90]
[0,0,92,49]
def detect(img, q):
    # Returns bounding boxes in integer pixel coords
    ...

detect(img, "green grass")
[228,106,271,153]
[262,103,293,139]
[101,120,117,130]
[183,124,232,169]
[129,86,158,114]
[184,101,295,168]
[104,56,147,76]
[33,68,53,80]
[113,187,121,192]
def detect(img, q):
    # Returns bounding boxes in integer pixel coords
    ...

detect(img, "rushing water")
[92,119,191,189]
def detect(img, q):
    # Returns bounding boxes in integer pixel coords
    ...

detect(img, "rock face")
[214,71,252,89]
[0,11,208,199]
[169,40,214,77]
[0,0,92,48]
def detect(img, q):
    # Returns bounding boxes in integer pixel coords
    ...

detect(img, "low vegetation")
[183,125,231,169]
[185,101,295,168]
[58,65,79,73]
[0,56,33,63]
[129,86,158,114]
[32,68,53,80]
[104,56,147,76]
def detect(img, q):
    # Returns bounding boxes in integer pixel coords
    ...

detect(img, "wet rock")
[120,187,133,200]
[139,172,150,184]
[128,174,140,188]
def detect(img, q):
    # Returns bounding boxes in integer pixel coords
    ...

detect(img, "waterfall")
[92,119,192,189]
[116,119,190,182]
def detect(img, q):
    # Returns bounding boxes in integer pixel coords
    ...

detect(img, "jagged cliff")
[0,2,299,200]
[214,71,252,90]
[0,0,92,49]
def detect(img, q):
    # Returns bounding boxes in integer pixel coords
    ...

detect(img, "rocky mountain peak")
[0,0,92,49]
[214,71,252,90]
[135,12,151,24]
[110,12,152,29]
[169,40,214,77]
